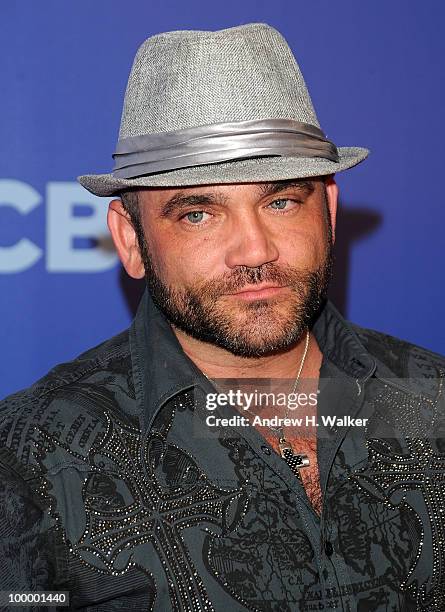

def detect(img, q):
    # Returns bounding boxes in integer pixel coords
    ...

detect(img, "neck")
[171,326,323,380]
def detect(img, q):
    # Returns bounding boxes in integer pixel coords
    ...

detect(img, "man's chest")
[257,429,322,515]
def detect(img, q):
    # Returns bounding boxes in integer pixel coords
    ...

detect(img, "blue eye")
[185,211,205,223]
[269,198,290,210]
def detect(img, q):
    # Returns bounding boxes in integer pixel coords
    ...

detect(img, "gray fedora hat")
[78,23,368,197]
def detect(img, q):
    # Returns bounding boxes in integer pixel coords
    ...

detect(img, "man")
[1,22,444,612]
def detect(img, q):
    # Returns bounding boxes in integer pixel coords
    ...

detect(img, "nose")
[224,211,279,269]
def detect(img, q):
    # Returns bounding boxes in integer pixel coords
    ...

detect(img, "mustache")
[196,263,319,298]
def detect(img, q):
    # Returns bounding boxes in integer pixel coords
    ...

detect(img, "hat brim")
[77,146,369,197]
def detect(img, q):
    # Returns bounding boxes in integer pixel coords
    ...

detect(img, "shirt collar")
[129,288,205,433]
[312,299,376,380]
[129,288,392,433]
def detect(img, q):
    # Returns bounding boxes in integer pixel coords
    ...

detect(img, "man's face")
[122,178,336,357]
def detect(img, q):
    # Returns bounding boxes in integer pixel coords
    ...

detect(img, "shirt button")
[261,445,271,455]
[324,541,334,557]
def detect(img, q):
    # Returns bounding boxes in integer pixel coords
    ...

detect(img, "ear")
[107,199,145,279]
[324,175,338,244]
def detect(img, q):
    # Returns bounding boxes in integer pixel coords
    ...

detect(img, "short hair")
[120,189,140,227]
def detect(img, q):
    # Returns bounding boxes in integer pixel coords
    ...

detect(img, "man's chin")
[179,307,306,357]
[199,327,303,358]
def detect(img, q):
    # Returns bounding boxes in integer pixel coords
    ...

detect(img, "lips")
[228,284,289,300]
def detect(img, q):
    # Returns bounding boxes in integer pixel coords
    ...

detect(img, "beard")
[135,224,334,358]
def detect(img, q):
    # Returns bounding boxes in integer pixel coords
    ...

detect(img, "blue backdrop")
[1,1,444,399]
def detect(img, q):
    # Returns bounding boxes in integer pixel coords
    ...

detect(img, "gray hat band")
[112,119,339,179]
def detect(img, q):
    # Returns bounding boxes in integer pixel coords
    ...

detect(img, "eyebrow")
[257,179,316,197]
[159,193,229,217]
[158,179,316,217]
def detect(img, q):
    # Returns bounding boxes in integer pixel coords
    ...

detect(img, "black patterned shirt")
[1,289,445,611]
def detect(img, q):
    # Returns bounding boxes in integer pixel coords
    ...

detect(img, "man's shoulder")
[0,327,134,426]
[350,321,445,380]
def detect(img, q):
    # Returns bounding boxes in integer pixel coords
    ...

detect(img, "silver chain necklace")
[203,329,311,478]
